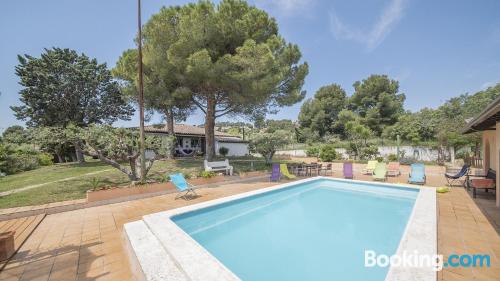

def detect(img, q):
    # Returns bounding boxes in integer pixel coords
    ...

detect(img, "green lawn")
[0,158,269,209]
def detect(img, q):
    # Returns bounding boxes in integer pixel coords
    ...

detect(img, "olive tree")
[250,130,291,164]
[77,125,173,181]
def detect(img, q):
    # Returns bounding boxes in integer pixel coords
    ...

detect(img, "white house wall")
[215,141,249,156]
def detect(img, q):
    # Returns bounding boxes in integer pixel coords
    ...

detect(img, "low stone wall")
[276,146,452,162]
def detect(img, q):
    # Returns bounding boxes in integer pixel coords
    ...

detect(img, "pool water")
[172,179,418,281]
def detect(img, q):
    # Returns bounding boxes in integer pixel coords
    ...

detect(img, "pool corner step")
[123,220,188,281]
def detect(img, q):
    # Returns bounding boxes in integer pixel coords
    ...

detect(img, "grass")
[0,157,269,209]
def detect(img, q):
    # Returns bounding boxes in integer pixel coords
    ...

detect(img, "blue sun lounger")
[170,173,198,199]
[408,163,426,185]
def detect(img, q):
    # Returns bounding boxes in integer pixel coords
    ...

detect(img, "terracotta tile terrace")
[0,163,498,281]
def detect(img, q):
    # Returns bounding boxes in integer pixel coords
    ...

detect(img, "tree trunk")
[205,96,216,161]
[165,108,175,159]
[74,142,85,163]
[55,152,64,163]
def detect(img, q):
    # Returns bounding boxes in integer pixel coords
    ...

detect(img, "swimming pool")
[124,177,436,281]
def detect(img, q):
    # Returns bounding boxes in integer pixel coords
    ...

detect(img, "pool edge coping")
[128,177,437,281]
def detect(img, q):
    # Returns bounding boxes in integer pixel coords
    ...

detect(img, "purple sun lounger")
[270,163,281,182]
[343,162,353,179]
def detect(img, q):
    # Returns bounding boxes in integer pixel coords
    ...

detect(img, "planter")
[238,171,268,178]
[86,182,174,203]
[188,175,226,186]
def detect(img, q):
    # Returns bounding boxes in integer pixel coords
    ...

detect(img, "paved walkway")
[0,168,497,281]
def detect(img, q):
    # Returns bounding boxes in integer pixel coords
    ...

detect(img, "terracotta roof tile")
[144,124,235,137]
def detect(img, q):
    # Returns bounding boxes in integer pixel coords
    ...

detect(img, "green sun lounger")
[372,162,387,181]
[280,164,296,179]
[363,160,378,175]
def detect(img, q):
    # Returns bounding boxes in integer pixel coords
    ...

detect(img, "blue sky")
[1,0,499,131]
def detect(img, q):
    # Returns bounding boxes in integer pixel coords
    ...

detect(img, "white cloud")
[254,0,314,16]
[329,0,408,51]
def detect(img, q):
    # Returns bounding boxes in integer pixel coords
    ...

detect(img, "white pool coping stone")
[124,177,437,281]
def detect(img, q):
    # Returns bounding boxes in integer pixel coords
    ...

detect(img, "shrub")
[183,172,192,179]
[319,145,338,162]
[375,156,384,162]
[360,145,379,160]
[218,147,229,157]
[399,157,417,165]
[0,144,40,174]
[306,146,320,157]
[89,177,101,191]
[37,153,53,166]
[4,152,39,174]
[387,154,398,161]
[198,171,216,178]
[159,175,170,183]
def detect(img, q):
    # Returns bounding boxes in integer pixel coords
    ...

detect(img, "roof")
[217,136,249,143]
[463,95,500,133]
[144,124,236,137]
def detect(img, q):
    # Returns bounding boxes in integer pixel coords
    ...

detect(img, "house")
[463,95,500,207]
[144,124,249,157]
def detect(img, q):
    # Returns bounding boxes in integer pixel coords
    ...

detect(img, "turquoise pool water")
[172,179,418,281]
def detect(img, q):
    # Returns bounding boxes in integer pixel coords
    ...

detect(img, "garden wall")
[276,146,453,162]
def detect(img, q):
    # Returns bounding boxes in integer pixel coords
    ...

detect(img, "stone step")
[123,220,187,281]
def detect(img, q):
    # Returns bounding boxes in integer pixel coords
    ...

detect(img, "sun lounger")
[408,163,426,185]
[387,162,401,176]
[170,173,198,200]
[280,164,296,179]
[343,162,353,179]
[372,162,387,181]
[444,164,469,186]
[362,160,378,175]
[270,163,281,182]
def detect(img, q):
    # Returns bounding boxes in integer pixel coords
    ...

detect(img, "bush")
[306,146,320,157]
[319,145,338,162]
[4,152,39,174]
[218,147,229,157]
[375,156,384,162]
[360,145,379,160]
[199,171,216,178]
[387,154,398,161]
[399,157,417,165]
[37,153,53,166]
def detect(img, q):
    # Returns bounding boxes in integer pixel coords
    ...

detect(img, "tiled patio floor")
[0,165,498,281]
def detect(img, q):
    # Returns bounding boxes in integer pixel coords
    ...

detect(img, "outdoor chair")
[320,163,333,176]
[387,162,401,177]
[444,164,469,187]
[408,163,426,185]
[170,173,199,200]
[372,162,387,181]
[362,160,378,175]
[270,163,281,182]
[343,162,353,179]
[310,163,319,176]
[280,164,296,179]
[295,163,307,177]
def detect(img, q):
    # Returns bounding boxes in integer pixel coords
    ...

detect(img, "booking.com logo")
[365,250,491,271]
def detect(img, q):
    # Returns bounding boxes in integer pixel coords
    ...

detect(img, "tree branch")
[215,107,236,118]
[191,97,207,114]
